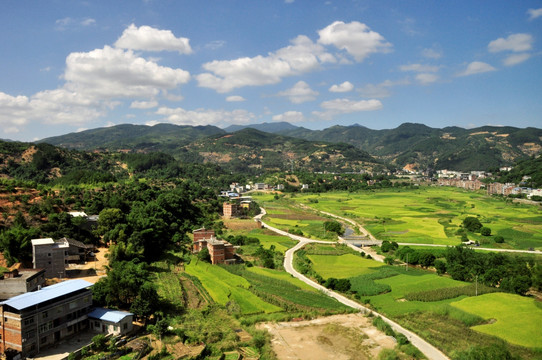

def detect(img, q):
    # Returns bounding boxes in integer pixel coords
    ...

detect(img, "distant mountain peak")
[223,122,300,134]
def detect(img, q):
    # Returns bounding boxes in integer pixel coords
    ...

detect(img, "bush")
[494,236,504,243]
[463,217,482,232]
[480,227,491,236]
[92,334,107,351]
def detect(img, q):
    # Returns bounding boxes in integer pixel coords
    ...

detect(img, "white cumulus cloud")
[272,111,305,123]
[197,35,333,93]
[115,24,193,54]
[415,73,439,85]
[457,61,496,77]
[317,21,392,62]
[329,81,354,93]
[130,100,158,109]
[400,64,440,73]
[226,95,246,102]
[64,45,191,99]
[156,106,256,126]
[277,81,319,103]
[488,33,533,53]
[314,98,382,120]
[503,53,532,66]
[527,8,542,20]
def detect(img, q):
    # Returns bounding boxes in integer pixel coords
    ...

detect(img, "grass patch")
[451,292,542,348]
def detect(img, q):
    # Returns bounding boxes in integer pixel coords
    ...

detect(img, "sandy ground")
[66,247,109,283]
[257,314,396,360]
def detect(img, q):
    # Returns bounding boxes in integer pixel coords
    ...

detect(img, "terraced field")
[185,259,282,314]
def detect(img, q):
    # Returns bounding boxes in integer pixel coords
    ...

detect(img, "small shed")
[88,307,134,335]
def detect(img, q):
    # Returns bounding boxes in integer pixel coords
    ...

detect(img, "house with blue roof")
[88,308,133,336]
[0,279,134,359]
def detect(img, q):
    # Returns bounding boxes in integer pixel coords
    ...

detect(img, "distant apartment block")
[31,238,69,279]
[223,202,241,219]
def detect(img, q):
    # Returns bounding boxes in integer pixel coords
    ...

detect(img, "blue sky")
[1,1,541,141]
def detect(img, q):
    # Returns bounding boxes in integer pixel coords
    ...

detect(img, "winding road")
[254,208,450,360]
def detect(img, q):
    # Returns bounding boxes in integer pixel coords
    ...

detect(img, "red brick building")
[192,229,236,265]
[223,202,240,219]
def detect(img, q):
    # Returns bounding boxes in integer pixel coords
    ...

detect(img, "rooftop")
[88,307,133,323]
[31,238,54,246]
[0,279,93,310]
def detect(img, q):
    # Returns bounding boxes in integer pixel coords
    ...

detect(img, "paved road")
[255,208,450,360]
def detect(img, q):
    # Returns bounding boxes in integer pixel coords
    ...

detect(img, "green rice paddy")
[307,253,384,279]
[451,293,542,348]
[291,187,542,249]
[185,259,282,314]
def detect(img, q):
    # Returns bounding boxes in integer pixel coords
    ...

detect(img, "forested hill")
[177,128,381,173]
[39,123,225,152]
[39,122,542,172]
[278,123,542,171]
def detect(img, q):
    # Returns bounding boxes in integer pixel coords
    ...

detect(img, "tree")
[197,248,211,263]
[323,220,343,235]
[434,260,446,275]
[419,253,436,268]
[463,217,482,232]
[480,227,491,236]
[494,236,504,243]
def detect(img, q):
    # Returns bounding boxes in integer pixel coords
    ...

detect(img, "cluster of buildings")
[0,280,133,359]
[436,170,542,199]
[192,228,236,265]
[31,238,95,279]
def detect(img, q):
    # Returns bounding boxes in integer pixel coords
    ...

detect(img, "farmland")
[297,243,542,359]
[307,253,384,279]
[185,258,283,314]
[291,187,542,250]
[255,195,340,241]
[451,293,542,348]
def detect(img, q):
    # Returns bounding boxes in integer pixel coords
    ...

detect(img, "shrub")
[480,227,491,236]
[494,236,504,243]
[463,216,482,232]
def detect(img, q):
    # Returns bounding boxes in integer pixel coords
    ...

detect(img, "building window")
[24,317,35,326]
[123,323,128,330]
[48,253,51,257]
[42,311,48,319]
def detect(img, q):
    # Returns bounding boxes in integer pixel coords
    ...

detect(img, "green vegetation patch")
[247,266,316,292]
[185,259,282,314]
[307,253,384,279]
[293,187,542,249]
[405,283,500,302]
[451,292,542,348]
[376,274,467,299]
[225,265,349,312]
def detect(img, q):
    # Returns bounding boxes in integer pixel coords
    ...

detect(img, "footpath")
[254,209,450,360]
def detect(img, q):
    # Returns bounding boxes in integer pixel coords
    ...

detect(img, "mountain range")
[38,122,542,172]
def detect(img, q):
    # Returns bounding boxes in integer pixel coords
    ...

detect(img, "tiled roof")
[0,279,93,310]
